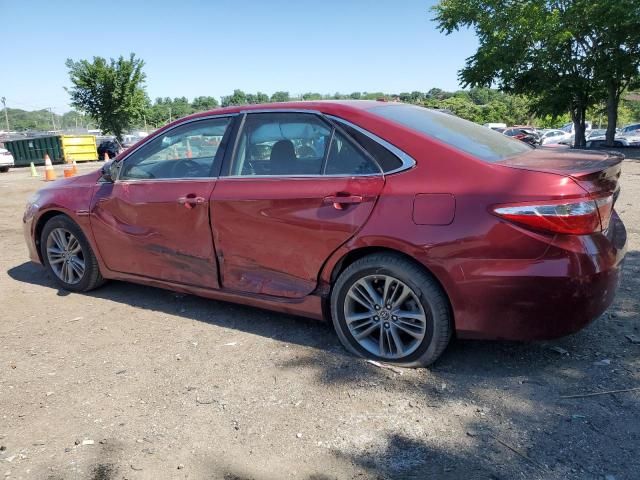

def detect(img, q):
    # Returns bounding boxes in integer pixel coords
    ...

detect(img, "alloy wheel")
[46,228,85,285]
[344,274,427,359]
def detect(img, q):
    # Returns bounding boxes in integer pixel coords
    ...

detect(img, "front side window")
[120,117,231,180]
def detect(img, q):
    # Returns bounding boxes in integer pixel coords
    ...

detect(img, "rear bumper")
[452,212,627,341]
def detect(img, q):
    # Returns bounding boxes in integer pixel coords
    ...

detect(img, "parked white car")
[0,147,15,172]
[483,122,507,130]
[539,129,573,145]
[619,123,640,145]
[560,121,593,134]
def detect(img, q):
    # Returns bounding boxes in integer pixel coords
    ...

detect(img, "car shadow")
[7,249,639,371]
[7,260,339,352]
[7,251,640,479]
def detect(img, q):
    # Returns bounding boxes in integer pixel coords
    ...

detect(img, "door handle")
[323,194,364,210]
[178,195,206,209]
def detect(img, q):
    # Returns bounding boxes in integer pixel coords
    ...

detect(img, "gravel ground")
[1,159,639,480]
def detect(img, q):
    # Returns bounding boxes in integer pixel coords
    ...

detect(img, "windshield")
[371,104,532,162]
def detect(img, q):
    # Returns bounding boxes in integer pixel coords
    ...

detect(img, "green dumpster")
[4,135,98,166]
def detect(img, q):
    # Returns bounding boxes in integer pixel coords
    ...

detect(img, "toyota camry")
[23,101,627,366]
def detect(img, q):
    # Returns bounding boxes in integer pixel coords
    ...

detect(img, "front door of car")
[211,112,384,298]
[90,116,234,288]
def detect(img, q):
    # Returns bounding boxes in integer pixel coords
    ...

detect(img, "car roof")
[174,100,394,123]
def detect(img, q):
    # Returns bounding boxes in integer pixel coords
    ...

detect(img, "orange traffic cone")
[63,164,74,178]
[72,160,78,175]
[44,154,57,181]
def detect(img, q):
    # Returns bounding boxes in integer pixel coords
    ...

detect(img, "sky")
[0,0,478,114]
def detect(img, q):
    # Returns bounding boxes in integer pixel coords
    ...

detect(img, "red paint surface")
[90,180,219,288]
[412,194,456,225]
[211,176,383,298]
[23,101,627,341]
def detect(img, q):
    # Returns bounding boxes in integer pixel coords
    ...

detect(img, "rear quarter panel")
[318,114,588,334]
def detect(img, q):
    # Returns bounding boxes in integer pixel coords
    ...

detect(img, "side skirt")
[102,270,326,321]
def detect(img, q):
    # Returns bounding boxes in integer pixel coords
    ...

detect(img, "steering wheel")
[171,159,203,178]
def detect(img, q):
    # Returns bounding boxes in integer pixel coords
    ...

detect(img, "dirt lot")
[1,159,639,480]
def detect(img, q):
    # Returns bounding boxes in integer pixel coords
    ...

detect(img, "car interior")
[120,119,229,179]
[232,114,379,176]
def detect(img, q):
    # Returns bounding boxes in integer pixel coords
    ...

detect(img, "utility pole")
[49,107,56,131]
[1,97,9,133]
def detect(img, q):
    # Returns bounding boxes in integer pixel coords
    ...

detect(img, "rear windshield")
[370,104,532,162]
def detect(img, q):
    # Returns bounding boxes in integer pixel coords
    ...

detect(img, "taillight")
[493,195,614,235]
[594,195,613,231]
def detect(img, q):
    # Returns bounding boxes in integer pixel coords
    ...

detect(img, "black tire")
[0,166,9,173]
[330,253,452,367]
[40,215,106,292]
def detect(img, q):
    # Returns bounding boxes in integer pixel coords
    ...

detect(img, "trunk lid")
[496,147,623,198]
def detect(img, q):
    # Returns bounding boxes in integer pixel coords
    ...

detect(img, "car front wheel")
[41,215,105,292]
[331,253,452,367]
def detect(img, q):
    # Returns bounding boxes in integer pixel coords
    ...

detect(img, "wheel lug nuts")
[392,316,397,320]
[386,304,391,309]
[374,305,380,310]
[374,316,379,321]
[383,322,390,329]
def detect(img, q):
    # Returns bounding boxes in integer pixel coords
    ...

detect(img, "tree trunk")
[605,83,619,147]
[572,106,587,148]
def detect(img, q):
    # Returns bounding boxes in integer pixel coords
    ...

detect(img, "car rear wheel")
[0,166,9,173]
[330,253,452,367]
[41,215,105,292]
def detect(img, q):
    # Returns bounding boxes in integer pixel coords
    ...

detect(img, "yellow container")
[60,135,98,163]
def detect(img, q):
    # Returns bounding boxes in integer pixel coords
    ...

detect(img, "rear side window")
[333,121,403,172]
[324,130,379,175]
[371,104,532,162]
[230,112,331,176]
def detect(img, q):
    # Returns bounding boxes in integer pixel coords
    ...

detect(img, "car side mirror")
[100,160,119,182]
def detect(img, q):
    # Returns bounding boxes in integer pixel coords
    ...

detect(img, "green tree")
[145,97,172,127]
[585,1,640,144]
[221,89,248,107]
[60,110,87,129]
[270,91,290,102]
[255,92,270,103]
[65,53,147,141]
[410,91,425,103]
[433,0,631,147]
[439,96,483,122]
[621,93,640,122]
[191,96,219,111]
[170,97,194,118]
[426,88,451,100]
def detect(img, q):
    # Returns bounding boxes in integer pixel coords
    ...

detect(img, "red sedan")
[23,101,627,366]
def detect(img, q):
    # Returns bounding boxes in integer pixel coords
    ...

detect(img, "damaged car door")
[90,116,234,288]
